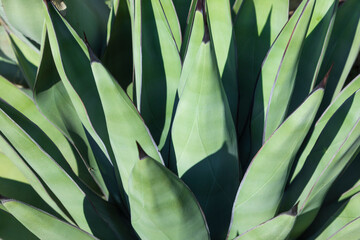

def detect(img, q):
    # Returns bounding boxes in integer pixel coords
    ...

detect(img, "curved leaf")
[228,87,324,238]
[128,150,210,240]
[7,31,40,88]
[206,0,238,120]
[172,39,239,239]
[310,192,360,240]
[291,74,360,182]
[1,198,98,240]
[43,1,113,166]
[317,0,360,110]
[0,209,37,240]
[34,28,110,200]
[288,0,338,114]
[178,8,204,96]
[0,102,119,238]
[234,207,297,240]
[235,0,288,167]
[139,0,182,150]
[250,0,315,156]
[0,151,58,217]
[283,90,360,237]
[1,0,44,43]
[89,54,163,195]
[102,0,133,91]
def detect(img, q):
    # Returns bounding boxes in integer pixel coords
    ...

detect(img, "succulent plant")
[0,0,359,239]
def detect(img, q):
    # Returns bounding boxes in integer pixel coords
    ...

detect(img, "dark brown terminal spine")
[196,0,210,43]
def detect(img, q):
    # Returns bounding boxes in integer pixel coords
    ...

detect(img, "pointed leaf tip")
[289,203,299,216]
[83,32,99,63]
[136,142,148,160]
[315,64,334,91]
[196,0,205,12]
[196,0,210,43]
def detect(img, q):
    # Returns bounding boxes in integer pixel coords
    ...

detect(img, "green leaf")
[127,0,141,107]
[172,0,192,35]
[0,209,37,240]
[178,8,204,96]
[282,90,360,237]
[206,0,232,75]
[102,0,133,91]
[1,0,44,43]
[128,150,210,240]
[250,0,315,156]
[0,134,70,223]
[234,207,297,240]
[288,0,338,114]
[317,0,360,110]
[228,87,324,238]
[34,27,109,200]
[206,0,238,120]
[55,0,109,55]
[157,0,182,50]
[0,102,119,238]
[235,0,288,142]
[0,151,57,217]
[2,199,98,240]
[309,194,360,240]
[89,55,163,195]
[172,40,239,239]
[180,0,199,58]
[232,0,244,14]
[138,0,182,150]
[43,1,113,166]
[7,31,40,88]
[291,74,360,182]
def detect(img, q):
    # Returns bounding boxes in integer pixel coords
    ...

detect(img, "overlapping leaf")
[34,28,110,200]
[235,0,288,166]
[250,0,315,156]
[128,147,209,240]
[172,36,239,239]
[234,207,297,240]
[317,0,360,110]
[282,89,360,237]
[1,198,98,240]
[228,86,324,238]
[89,52,163,195]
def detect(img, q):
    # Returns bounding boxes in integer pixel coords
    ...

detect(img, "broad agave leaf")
[128,145,209,240]
[89,48,164,195]
[228,85,324,238]
[0,0,360,239]
[172,23,239,239]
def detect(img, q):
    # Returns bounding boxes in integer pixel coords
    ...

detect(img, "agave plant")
[0,0,359,239]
